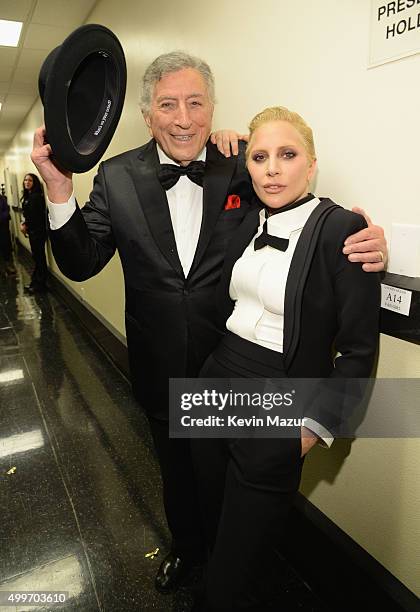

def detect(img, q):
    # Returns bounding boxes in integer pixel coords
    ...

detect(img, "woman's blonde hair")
[246,106,316,162]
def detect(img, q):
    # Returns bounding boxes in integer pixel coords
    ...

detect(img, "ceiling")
[0,0,98,155]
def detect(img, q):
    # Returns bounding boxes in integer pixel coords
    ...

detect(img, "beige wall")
[1,100,44,252]
[1,0,419,596]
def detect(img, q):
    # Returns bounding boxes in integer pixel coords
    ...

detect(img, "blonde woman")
[192,107,380,612]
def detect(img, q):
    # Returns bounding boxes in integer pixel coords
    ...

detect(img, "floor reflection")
[0,429,44,459]
[0,369,24,384]
[0,252,195,611]
[1,554,84,610]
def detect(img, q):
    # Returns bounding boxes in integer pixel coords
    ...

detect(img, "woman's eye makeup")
[282,149,296,159]
[250,149,298,162]
[251,152,266,162]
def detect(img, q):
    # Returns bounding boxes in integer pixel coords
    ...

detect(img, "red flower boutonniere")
[224,194,241,210]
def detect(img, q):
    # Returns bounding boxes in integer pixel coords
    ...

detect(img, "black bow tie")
[254,219,289,252]
[253,193,316,252]
[157,160,205,190]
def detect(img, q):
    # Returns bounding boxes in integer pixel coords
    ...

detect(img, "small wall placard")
[381,283,412,316]
[369,0,420,67]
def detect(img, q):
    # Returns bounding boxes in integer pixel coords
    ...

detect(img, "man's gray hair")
[140,51,216,114]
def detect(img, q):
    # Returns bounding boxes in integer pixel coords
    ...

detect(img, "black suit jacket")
[216,199,381,435]
[49,139,254,418]
[22,192,47,237]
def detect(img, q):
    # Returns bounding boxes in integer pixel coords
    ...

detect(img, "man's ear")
[142,112,152,135]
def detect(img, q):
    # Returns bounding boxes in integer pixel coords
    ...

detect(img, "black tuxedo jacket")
[49,139,254,418]
[216,199,381,435]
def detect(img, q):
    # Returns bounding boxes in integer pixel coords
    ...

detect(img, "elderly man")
[31,51,386,595]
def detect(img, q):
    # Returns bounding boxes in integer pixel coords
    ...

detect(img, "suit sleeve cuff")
[47,193,76,230]
[303,417,334,448]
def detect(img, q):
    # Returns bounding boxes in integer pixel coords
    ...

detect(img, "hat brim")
[40,24,127,173]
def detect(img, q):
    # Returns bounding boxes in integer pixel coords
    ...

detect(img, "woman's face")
[247,120,316,211]
[23,175,34,191]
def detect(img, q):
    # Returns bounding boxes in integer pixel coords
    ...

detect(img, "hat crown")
[38,46,60,104]
[38,24,127,173]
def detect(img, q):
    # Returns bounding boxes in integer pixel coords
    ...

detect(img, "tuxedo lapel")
[283,199,340,370]
[127,140,184,277]
[217,206,261,322]
[188,142,238,277]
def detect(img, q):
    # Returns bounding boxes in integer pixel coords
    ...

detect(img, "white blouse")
[226,195,333,447]
[227,196,320,352]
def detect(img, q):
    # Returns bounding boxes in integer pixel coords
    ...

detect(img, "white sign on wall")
[369,0,420,67]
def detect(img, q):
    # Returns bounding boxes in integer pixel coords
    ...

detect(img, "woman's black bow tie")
[254,219,289,251]
[253,193,315,252]
[158,160,205,190]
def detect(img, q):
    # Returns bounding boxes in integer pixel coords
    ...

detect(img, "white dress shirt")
[227,196,333,447]
[157,146,205,277]
[47,144,206,278]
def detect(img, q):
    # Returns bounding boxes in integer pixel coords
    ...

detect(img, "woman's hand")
[343,207,387,272]
[210,130,249,157]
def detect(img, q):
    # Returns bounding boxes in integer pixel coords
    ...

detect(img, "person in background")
[0,185,16,276]
[192,106,381,611]
[20,173,48,293]
[31,51,386,596]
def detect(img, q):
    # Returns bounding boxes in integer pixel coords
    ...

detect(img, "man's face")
[144,68,214,166]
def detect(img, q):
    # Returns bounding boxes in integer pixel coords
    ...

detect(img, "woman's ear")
[307,158,317,183]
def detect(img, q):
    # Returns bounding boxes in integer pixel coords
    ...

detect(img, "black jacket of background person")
[0,194,12,259]
[22,191,47,236]
[0,194,10,224]
[49,139,254,419]
[216,199,381,436]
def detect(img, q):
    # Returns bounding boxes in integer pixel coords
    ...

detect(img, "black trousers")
[191,333,304,611]
[28,231,48,287]
[147,416,206,561]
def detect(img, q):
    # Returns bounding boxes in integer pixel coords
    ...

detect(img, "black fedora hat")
[39,24,127,173]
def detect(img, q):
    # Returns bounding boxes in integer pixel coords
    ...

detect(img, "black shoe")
[155,552,196,594]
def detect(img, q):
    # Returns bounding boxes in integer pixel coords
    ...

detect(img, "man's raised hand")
[210,130,248,157]
[31,126,73,203]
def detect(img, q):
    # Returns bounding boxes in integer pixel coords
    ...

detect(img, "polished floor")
[0,251,329,612]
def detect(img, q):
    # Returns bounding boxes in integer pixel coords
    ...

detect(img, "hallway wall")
[1,0,419,597]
